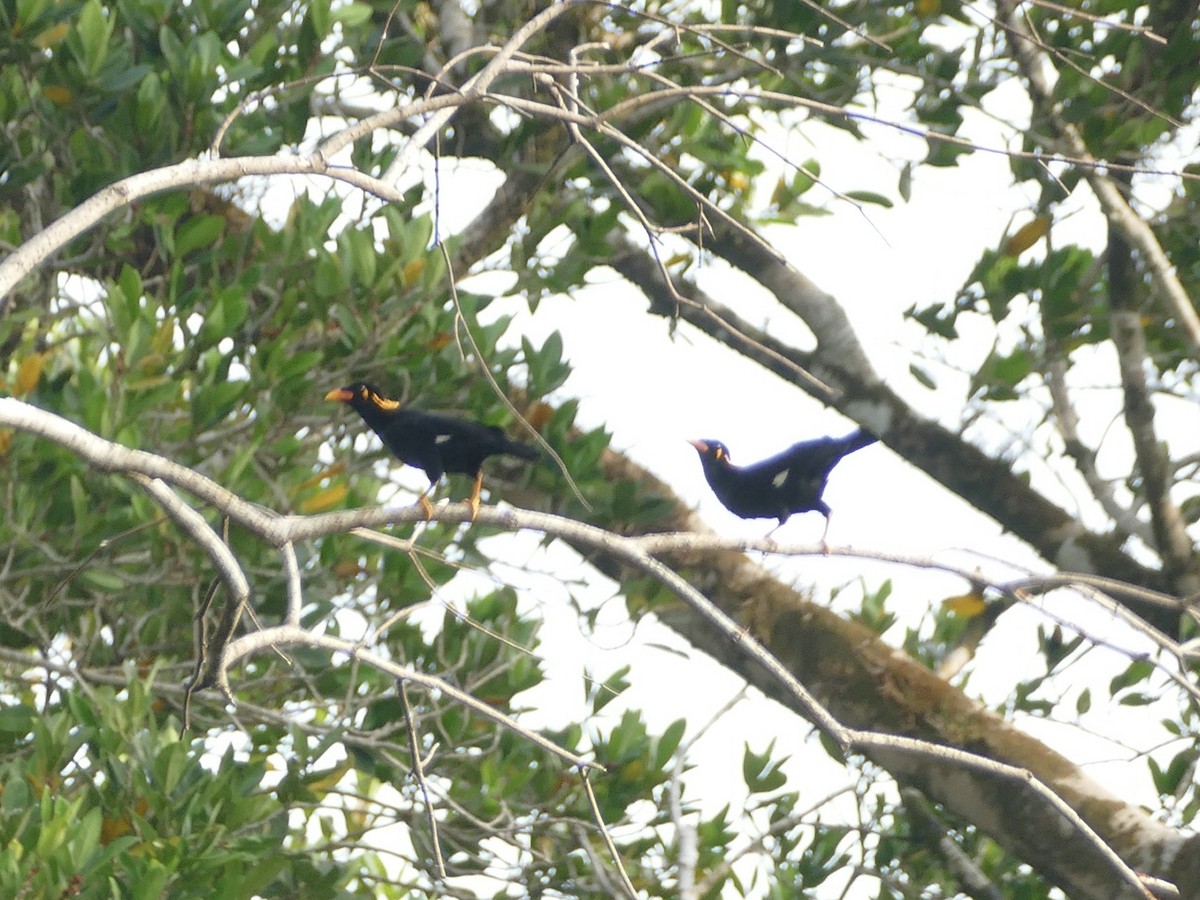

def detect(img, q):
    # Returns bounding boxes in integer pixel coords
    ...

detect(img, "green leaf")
[332,2,371,28]
[191,379,245,429]
[134,70,167,134]
[654,719,687,770]
[199,287,249,346]
[100,63,153,93]
[0,704,37,733]
[1075,688,1091,715]
[307,0,331,40]
[591,664,631,714]
[157,24,186,77]
[0,622,35,649]
[908,363,937,390]
[898,161,913,201]
[79,569,126,592]
[75,0,113,77]
[843,189,894,208]
[1118,691,1157,707]
[906,302,959,339]
[67,807,102,870]
[17,0,54,31]
[1110,659,1154,695]
[793,159,820,193]
[112,265,144,336]
[742,740,788,794]
[69,473,89,529]
[175,214,226,257]
[1149,748,1197,797]
[0,772,32,809]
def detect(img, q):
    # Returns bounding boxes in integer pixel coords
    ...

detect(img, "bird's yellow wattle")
[367,391,401,411]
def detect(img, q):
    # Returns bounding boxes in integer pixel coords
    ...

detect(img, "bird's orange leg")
[468,470,483,522]
[818,512,832,555]
[416,482,436,520]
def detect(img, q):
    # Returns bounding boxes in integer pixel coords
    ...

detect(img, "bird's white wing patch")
[772,470,789,488]
[435,434,454,444]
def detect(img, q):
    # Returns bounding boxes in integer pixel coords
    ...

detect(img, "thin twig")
[579,768,639,900]
[434,240,591,510]
[134,476,249,697]
[282,540,303,626]
[901,787,1005,900]
[398,679,446,880]
[380,0,590,183]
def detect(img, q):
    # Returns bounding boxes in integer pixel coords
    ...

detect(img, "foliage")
[1,0,1198,897]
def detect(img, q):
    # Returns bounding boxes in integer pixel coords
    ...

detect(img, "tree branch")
[1107,218,1199,594]
[0,155,410,310]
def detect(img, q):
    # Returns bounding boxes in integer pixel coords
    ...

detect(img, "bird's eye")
[714,447,725,461]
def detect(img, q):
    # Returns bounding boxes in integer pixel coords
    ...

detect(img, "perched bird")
[326,381,539,520]
[689,430,877,541]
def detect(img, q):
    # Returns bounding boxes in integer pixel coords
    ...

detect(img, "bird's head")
[324,381,401,412]
[689,438,732,466]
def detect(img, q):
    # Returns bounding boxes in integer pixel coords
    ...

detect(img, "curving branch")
[397,679,447,880]
[0,155,407,310]
[900,787,1005,900]
[1042,322,1152,543]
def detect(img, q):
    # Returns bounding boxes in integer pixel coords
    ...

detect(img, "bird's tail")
[840,429,878,456]
[506,438,541,461]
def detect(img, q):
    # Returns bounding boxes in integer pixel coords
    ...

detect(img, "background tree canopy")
[1,0,1198,897]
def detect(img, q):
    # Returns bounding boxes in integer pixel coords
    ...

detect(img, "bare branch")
[900,787,1005,900]
[1042,328,1151,543]
[282,541,302,626]
[224,622,600,771]
[0,155,406,310]
[398,679,447,880]
[133,475,249,613]
[579,769,639,900]
[380,0,590,183]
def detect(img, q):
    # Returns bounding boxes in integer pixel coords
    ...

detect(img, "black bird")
[689,430,877,541]
[326,381,539,520]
